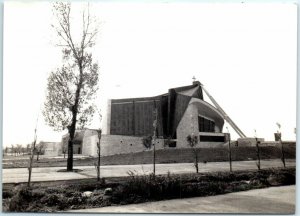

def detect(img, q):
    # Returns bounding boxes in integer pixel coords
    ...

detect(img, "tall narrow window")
[198,116,215,132]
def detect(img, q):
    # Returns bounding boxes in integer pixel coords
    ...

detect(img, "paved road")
[69,185,295,214]
[2,159,294,183]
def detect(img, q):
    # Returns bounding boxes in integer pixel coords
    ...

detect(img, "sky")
[3,1,297,147]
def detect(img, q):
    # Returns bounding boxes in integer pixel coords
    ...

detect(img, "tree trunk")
[280,137,286,168]
[67,63,83,172]
[67,139,74,171]
[196,150,199,173]
[97,142,100,181]
[67,106,78,171]
[36,152,39,161]
[256,138,261,170]
[193,148,199,173]
[228,137,232,172]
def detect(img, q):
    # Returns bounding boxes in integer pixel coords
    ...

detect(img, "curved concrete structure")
[189,98,224,133]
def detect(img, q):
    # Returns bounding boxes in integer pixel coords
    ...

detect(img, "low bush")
[3,167,295,212]
[8,186,32,212]
[3,190,14,199]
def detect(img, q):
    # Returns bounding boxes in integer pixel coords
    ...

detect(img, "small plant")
[95,129,102,181]
[3,168,295,212]
[28,117,39,187]
[225,127,232,172]
[254,130,261,170]
[276,122,286,168]
[186,134,199,173]
[142,136,152,149]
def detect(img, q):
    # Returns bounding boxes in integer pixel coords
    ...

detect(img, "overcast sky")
[3,1,297,147]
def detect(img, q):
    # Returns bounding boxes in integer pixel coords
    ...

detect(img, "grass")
[2,167,295,212]
[2,143,296,168]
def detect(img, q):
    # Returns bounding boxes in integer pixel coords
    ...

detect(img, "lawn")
[2,144,296,169]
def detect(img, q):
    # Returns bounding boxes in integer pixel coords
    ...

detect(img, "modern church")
[106,80,228,150]
[58,80,263,157]
[62,81,228,156]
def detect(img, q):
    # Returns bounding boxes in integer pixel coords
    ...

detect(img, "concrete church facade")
[59,81,229,157]
[104,81,228,155]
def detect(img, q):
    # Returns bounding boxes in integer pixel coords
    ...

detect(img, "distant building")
[61,129,99,155]
[39,141,61,156]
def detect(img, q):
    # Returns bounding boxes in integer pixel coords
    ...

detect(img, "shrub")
[87,195,104,206]
[4,167,295,212]
[142,136,152,149]
[8,186,32,212]
[3,190,14,199]
[41,194,60,206]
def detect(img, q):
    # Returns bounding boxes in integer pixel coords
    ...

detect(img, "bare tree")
[26,144,31,155]
[95,129,102,181]
[276,123,286,168]
[16,144,23,156]
[21,146,26,156]
[62,141,67,159]
[225,127,232,172]
[94,108,102,181]
[254,129,261,170]
[186,134,199,173]
[28,117,39,187]
[152,107,158,176]
[4,146,8,156]
[43,3,99,171]
[11,144,15,156]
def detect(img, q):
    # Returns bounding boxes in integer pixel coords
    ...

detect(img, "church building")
[106,81,227,150]
[59,81,229,157]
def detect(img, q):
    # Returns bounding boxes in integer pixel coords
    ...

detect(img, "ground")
[2,149,296,213]
[3,159,295,183]
[3,167,295,213]
[2,143,296,168]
